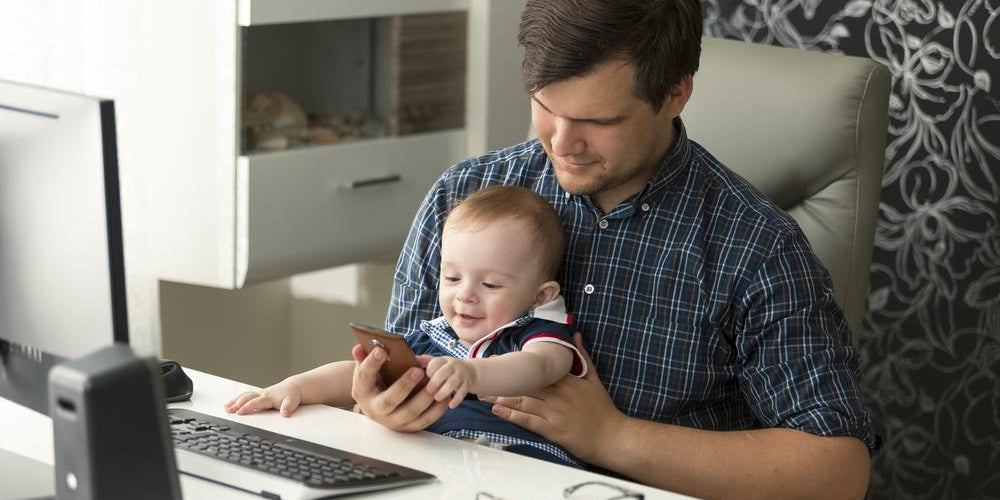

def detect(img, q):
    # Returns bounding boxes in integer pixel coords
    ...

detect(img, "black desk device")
[160,359,193,403]
[48,344,181,500]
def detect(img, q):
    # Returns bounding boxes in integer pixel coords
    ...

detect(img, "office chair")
[683,37,890,341]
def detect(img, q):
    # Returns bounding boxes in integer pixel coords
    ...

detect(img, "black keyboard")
[168,409,434,499]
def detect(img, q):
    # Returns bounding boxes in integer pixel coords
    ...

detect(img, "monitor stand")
[0,447,54,500]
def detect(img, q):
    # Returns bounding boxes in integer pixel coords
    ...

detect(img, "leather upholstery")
[684,37,890,339]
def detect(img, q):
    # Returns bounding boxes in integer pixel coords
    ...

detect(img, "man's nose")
[550,118,585,157]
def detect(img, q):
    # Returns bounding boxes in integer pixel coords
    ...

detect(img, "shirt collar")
[416,316,470,358]
[645,116,691,192]
[619,116,691,213]
[416,297,570,358]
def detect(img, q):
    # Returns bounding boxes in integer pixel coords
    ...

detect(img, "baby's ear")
[532,280,560,308]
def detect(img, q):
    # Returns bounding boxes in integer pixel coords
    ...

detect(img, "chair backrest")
[684,37,890,340]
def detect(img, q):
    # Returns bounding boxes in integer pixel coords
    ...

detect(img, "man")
[349,1,878,498]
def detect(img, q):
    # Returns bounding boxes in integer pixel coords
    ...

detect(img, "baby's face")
[438,218,547,347]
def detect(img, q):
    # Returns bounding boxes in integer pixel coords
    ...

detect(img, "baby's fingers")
[424,357,446,378]
[415,355,434,369]
[448,383,468,409]
[234,395,276,415]
[433,375,461,403]
[225,391,261,413]
[425,364,454,395]
[278,397,300,417]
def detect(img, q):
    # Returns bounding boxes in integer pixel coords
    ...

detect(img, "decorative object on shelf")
[312,110,387,143]
[243,89,311,151]
[242,90,388,152]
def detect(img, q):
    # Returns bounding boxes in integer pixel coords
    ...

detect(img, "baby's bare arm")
[471,342,573,396]
[226,360,356,416]
[286,360,357,407]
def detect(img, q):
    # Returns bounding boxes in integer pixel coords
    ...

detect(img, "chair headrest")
[684,37,890,339]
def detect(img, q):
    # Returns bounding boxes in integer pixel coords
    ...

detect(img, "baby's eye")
[482,282,502,289]
[443,276,460,283]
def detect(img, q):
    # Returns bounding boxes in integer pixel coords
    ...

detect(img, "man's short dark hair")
[518,0,703,112]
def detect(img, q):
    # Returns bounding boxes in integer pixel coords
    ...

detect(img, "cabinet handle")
[340,174,401,190]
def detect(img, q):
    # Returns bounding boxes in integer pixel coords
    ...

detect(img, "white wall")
[0,1,262,365]
[0,0,161,355]
[0,1,527,383]
[158,263,395,387]
[159,278,292,386]
[286,263,395,375]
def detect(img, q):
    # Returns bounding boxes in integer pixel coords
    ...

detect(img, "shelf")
[239,0,468,26]
[240,12,467,155]
[235,129,467,286]
[146,0,528,289]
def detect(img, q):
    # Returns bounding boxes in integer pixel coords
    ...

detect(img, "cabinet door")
[235,130,466,286]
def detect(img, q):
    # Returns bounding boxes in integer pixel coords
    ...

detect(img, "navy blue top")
[407,314,582,466]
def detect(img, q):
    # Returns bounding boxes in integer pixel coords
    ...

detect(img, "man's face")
[531,60,687,212]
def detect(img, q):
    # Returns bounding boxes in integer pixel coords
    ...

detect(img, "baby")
[226,185,585,467]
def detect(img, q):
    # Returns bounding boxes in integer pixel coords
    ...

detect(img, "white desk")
[1,368,694,499]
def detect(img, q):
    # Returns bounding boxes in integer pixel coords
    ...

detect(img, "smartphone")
[350,323,428,390]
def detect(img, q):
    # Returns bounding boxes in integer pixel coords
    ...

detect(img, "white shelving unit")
[149,0,529,289]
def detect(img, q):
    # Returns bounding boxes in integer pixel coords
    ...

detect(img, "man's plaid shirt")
[386,119,878,451]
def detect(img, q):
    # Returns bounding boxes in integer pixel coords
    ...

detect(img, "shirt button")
[448,340,457,348]
[565,192,571,199]
[584,284,595,294]
[598,219,609,229]
[641,203,651,212]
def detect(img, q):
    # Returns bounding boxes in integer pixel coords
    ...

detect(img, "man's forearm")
[597,417,870,500]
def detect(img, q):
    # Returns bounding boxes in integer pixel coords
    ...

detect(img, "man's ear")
[664,75,694,117]
[532,280,561,308]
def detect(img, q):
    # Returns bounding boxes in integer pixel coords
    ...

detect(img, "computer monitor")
[0,79,128,416]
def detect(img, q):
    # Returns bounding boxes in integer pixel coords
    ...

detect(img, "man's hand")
[350,344,448,432]
[479,332,625,462]
[485,333,872,499]
[425,357,479,408]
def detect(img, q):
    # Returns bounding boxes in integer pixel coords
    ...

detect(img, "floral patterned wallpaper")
[701,0,1000,498]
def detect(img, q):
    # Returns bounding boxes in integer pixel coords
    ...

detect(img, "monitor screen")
[0,79,128,415]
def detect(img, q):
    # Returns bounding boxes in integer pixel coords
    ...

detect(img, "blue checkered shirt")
[386,118,878,453]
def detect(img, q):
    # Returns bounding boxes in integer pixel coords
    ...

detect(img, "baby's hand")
[224,379,303,417]
[424,357,478,409]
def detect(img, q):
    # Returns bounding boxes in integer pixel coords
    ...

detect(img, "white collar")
[417,295,569,358]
